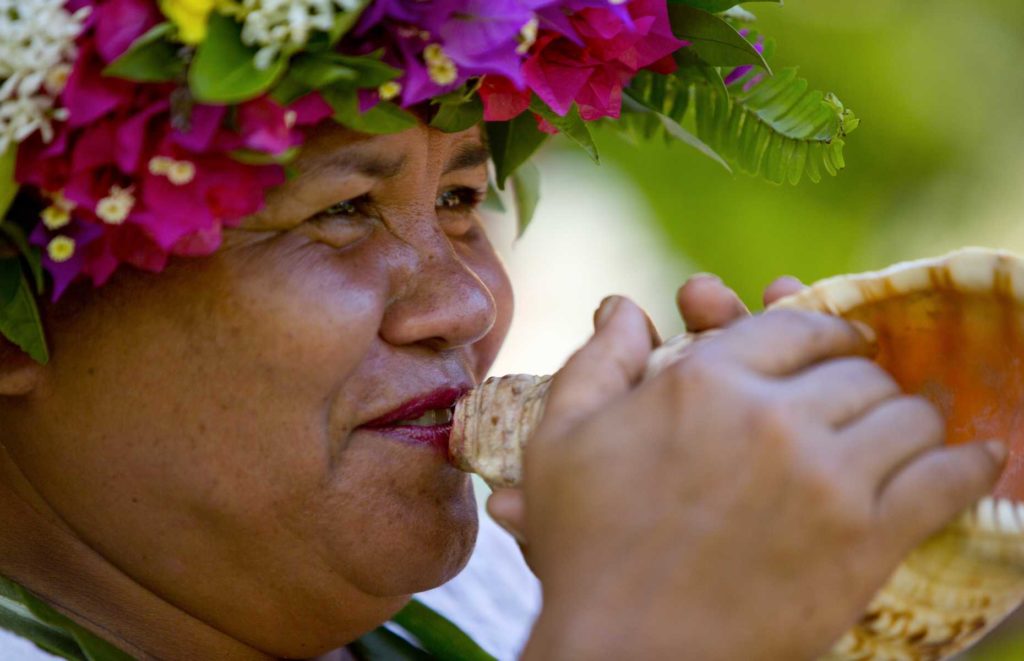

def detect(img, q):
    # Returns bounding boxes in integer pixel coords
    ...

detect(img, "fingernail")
[594,296,621,330]
[690,272,722,283]
[850,320,877,346]
[985,440,1008,464]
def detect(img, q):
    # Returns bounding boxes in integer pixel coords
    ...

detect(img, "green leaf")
[485,113,549,189]
[430,97,484,133]
[691,67,856,184]
[392,599,497,661]
[668,0,781,12]
[320,87,418,134]
[667,5,770,71]
[15,581,133,660]
[287,53,358,90]
[482,181,506,213]
[188,13,285,104]
[330,54,402,88]
[328,0,371,46]
[511,161,541,237]
[269,70,311,106]
[0,143,16,220]
[0,259,48,363]
[350,627,434,660]
[103,23,184,83]
[622,88,730,172]
[1,223,45,293]
[228,146,301,166]
[528,99,599,163]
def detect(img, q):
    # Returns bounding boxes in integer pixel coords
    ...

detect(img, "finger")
[763,276,804,308]
[487,488,527,545]
[877,441,1006,551]
[788,357,900,427]
[837,396,943,482]
[709,310,877,376]
[599,300,662,345]
[676,274,749,333]
[535,296,656,441]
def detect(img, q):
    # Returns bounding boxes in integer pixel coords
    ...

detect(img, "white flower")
[0,0,89,153]
[233,0,363,70]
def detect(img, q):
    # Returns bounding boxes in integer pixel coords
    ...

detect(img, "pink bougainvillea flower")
[479,75,532,121]
[525,0,683,120]
[17,0,305,299]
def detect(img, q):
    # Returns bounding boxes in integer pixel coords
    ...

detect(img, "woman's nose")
[379,240,497,351]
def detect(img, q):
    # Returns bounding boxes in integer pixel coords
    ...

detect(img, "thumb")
[487,488,527,545]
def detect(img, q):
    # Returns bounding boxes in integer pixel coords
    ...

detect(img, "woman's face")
[0,123,513,656]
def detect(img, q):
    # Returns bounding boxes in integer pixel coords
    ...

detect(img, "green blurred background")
[602,0,1024,309]
[540,0,1024,657]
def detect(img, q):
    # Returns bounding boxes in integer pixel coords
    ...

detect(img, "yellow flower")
[41,205,71,230]
[95,186,135,225]
[159,0,218,45]
[47,236,76,263]
[378,81,402,102]
[424,44,457,86]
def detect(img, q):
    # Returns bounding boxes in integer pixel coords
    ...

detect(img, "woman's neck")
[0,447,277,661]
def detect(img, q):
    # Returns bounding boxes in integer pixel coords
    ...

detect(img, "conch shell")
[450,247,1024,660]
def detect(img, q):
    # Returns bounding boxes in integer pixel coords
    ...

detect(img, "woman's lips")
[359,386,469,453]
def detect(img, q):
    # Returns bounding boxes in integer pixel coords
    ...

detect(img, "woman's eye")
[436,187,484,212]
[318,198,360,218]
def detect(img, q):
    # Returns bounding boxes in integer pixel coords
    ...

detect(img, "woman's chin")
[343,498,480,597]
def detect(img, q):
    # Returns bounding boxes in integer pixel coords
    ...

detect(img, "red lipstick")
[360,387,469,453]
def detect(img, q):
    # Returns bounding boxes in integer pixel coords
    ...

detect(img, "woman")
[0,1,1006,658]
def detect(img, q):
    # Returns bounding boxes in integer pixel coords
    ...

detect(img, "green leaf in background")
[0,259,48,364]
[668,5,771,71]
[321,87,418,134]
[511,161,541,237]
[626,95,733,175]
[528,99,599,163]
[103,23,185,83]
[0,144,16,220]
[668,0,781,13]
[188,13,285,103]
[430,96,484,133]
[485,113,549,189]
[692,67,856,184]
[392,599,497,661]
[482,181,506,213]
[0,223,45,293]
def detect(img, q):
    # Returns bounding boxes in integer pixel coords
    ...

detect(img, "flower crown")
[0,0,858,363]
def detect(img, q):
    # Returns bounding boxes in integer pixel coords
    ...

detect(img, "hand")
[519,298,1004,660]
[488,274,804,546]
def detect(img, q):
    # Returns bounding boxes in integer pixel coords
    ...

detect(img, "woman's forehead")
[294,123,487,177]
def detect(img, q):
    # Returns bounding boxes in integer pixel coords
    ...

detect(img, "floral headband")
[0,0,858,363]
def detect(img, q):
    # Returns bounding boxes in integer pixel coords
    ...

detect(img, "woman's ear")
[0,340,44,396]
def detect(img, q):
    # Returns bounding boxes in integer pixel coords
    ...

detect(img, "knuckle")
[750,396,803,450]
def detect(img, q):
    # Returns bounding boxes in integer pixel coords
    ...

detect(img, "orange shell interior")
[843,288,1024,501]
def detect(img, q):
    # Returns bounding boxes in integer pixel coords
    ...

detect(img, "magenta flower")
[723,30,766,91]
[522,0,682,121]
[17,1,308,299]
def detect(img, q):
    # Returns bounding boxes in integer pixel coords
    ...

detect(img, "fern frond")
[620,70,691,142]
[693,67,857,184]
